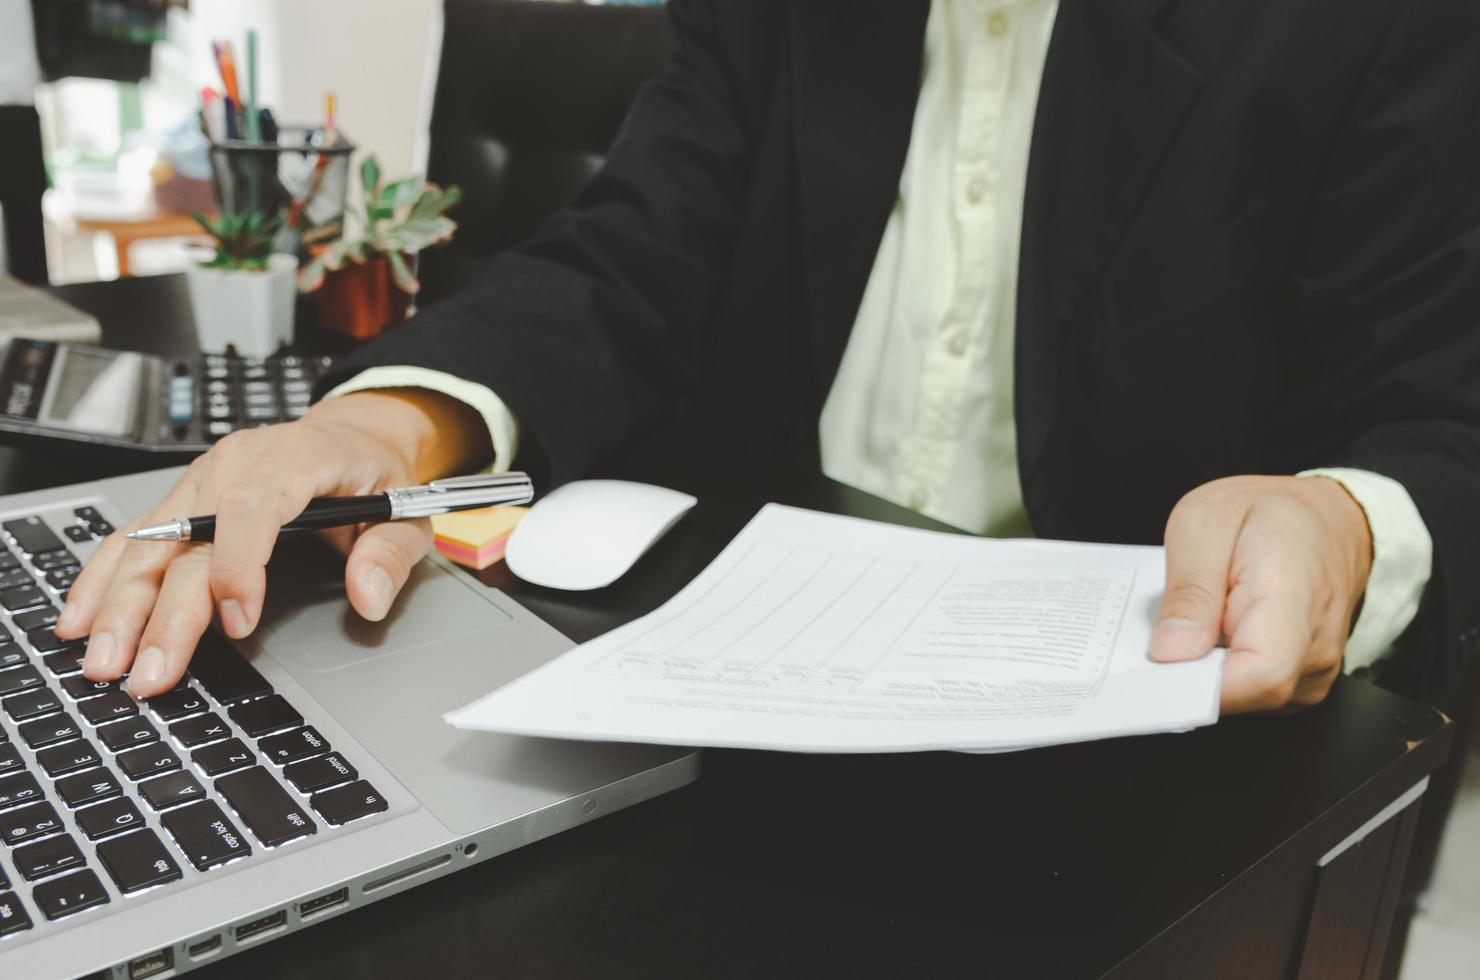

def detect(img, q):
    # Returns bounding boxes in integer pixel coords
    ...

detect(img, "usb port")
[299,886,348,919]
[129,947,174,979]
[188,934,222,959]
[234,909,287,943]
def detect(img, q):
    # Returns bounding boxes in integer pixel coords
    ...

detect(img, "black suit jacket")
[322,0,1480,698]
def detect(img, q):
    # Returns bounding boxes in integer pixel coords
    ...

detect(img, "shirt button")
[947,333,969,357]
[965,176,986,204]
[988,11,1010,37]
[908,488,930,511]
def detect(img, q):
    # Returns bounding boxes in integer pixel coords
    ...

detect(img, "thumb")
[1151,494,1245,662]
[343,518,434,622]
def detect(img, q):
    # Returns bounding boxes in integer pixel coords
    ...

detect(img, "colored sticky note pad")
[431,506,527,570]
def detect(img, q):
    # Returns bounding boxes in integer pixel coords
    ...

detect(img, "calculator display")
[37,345,145,436]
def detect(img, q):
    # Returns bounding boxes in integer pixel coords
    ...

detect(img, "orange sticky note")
[431,506,527,570]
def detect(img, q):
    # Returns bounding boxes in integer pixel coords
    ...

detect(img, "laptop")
[0,466,701,979]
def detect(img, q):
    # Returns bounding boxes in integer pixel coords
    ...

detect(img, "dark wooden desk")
[33,275,1453,978]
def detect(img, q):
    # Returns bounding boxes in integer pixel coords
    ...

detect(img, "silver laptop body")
[0,466,700,979]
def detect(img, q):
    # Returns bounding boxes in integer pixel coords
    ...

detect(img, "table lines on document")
[588,538,1134,694]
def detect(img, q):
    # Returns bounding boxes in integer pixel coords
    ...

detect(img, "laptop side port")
[299,886,349,919]
[188,934,222,959]
[128,947,174,979]
[234,909,287,944]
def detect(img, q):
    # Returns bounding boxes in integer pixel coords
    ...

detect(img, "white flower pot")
[184,253,298,357]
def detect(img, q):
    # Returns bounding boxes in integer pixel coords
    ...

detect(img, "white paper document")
[446,505,1224,753]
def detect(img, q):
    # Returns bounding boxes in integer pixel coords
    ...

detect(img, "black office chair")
[418,0,673,305]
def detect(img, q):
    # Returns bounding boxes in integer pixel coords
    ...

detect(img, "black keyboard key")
[96,829,182,893]
[117,743,180,781]
[0,585,45,611]
[26,628,76,654]
[259,727,329,766]
[55,769,121,809]
[36,739,99,778]
[216,767,316,847]
[0,773,42,810]
[31,550,77,572]
[161,801,251,870]
[0,568,32,591]
[193,738,254,776]
[188,630,272,705]
[0,552,16,571]
[14,606,58,631]
[148,686,209,721]
[310,780,388,826]
[4,518,62,556]
[97,715,158,753]
[284,753,358,794]
[76,796,144,840]
[0,891,31,936]
[0,664,43,696]
[32,869,107,920]
[3,686,62,721]
[73,507,104,527]
[19,712,80,749]
[13,833,85,880]
[0,744,22,777]
[0,801,63,845]
[62,675,117,700]
[229,695,303,737]
[170,712,230,748]
[79,691,138,726]
[41,647,85,675]
[0,643,23,670]
[45,568,79,591]
[138,770,205,811]
[63,525,89,543]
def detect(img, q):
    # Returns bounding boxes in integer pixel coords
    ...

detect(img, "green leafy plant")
[298,155,461,294]
[190,210,284,272]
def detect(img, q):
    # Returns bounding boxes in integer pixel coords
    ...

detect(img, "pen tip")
[125,530,140,540]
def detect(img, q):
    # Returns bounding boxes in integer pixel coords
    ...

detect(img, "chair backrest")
[419,0,673,303]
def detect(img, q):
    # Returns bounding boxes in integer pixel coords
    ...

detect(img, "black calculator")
[0,339,334,458]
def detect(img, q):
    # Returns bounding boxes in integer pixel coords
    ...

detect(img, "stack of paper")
[446,505,1223,753]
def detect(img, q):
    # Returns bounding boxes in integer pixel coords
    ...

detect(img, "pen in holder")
[207,126,356,258]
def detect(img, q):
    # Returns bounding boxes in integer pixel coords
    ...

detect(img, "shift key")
[215,767,316,847]
[161,801,251,870]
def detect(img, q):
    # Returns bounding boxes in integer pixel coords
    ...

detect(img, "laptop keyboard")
[0,510,389,941]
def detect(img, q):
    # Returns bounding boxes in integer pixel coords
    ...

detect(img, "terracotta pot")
[314,254,413,340]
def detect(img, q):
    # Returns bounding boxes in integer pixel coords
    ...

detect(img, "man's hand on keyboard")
[54,388,492,699]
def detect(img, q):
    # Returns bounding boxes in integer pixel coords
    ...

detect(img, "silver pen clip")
[389,471,534,519]
[427,474,533,492]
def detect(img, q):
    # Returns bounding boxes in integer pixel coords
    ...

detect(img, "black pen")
[126,473,534,544]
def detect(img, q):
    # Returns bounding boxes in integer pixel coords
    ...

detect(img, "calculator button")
[31,869,108,920]
[54,769,122,809]
[76,797,145,840]
[96,829,182,893]
[13,833,85,881]
[0,891,31,935]
[161,801,251,870]
[2,518,62,556]
[310,780,388,826]
[138,770,205,811]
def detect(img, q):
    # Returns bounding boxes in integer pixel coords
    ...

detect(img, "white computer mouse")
[504,479,698,590]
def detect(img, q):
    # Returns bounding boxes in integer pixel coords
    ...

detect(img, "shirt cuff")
[321,366,519,473]
[1297,467,1433,672]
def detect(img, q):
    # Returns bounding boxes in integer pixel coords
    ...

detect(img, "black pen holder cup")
[208,127,356,257]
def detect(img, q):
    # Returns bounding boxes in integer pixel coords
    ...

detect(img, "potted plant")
[298,155,461,340]
[184,209,298,357]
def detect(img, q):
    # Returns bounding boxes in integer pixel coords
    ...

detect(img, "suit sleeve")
[314,0,751,483]
[1281,0,1480,694]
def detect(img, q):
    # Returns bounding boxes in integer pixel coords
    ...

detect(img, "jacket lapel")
[1015,0,1203,528]
[790,0,931,402]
